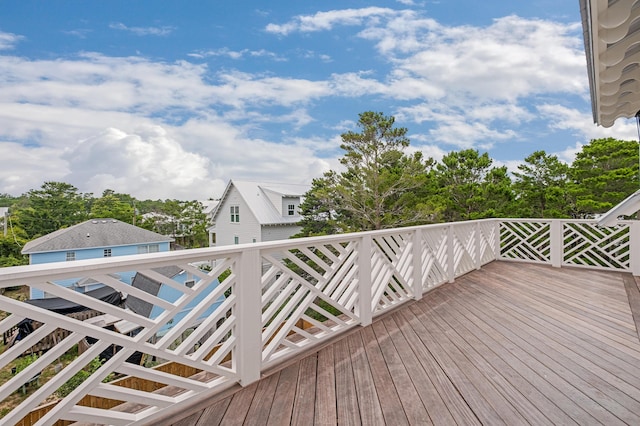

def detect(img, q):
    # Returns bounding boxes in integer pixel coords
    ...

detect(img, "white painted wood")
[236,247,261,385]
[359,235,372,326]
[0,217,632,425]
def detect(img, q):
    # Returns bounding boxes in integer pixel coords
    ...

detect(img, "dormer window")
[288,204,295,216]
[230,205,240,223]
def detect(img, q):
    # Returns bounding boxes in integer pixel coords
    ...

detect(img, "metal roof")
[22,219,174,254]
[580,0,640,127]
[212,180,310,226]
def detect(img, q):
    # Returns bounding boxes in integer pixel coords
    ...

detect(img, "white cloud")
[109,22,175,36]
[265,7,399,35]
[538,103,638,141]
[63,126,220,200]
[0,31,23,50]
[188,48,286,61]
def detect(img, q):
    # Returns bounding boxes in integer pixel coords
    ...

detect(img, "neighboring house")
[22,218,174,299]
[0,207,8,235]
[209,180,310,247]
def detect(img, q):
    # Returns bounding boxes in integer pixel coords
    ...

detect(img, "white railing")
[0,218,634,425]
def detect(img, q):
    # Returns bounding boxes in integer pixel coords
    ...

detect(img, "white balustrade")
[0,218,633,425]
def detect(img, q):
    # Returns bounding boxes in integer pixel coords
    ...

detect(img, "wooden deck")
[166,261,640,425]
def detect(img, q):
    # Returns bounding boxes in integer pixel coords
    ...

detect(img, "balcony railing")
[0,218,637,425]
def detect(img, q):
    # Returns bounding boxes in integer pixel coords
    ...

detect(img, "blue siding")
[28,242,171,299]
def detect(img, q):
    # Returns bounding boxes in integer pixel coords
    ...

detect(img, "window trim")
[230,205,240,223]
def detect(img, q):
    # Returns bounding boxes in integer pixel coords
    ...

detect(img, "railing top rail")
[0,218,501,284]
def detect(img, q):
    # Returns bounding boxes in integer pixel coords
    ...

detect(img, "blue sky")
[0,0,635,200]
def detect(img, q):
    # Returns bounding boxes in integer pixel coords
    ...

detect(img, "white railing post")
[550,220,562,268]
[495,219,502,260]
[630,221,640,276]
[359,234,373,326]
[236,247,262,386]
[448,225,455,283]
[475,221,481,270]
[412,229,423,300]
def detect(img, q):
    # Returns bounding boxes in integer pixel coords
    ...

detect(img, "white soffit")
[581,0,640,127]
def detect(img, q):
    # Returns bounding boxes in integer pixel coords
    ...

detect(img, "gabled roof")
[212,180,310,226]
[22,219,173,254]
[580,0,640,127]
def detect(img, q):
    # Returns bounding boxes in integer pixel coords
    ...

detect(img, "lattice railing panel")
[563,222,630,270]
[478,221,498,264]
[370,231,414,314]
[0,252,241,426]
[452,223,477,276]
[420,227,449,290]
[260,239,360,367]
[500,220,551,262]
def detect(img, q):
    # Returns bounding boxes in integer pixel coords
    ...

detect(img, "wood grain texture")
[171,262,640,426]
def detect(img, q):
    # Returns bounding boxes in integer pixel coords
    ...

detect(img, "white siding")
[263,189,283,216]
[216,187,261,246]
[261,224,302,243]
[282,197,300,218]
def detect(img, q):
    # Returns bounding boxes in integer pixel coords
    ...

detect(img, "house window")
[66,252,75,261]
[288,204,295,216]
[234,236,239,245]
[230,205,240,223]
[138,244,160,254]
[103,249,112,257]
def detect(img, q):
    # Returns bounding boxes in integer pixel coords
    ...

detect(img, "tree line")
[1,111,638,266]
[0,186,210,266]
[294,111,639,237]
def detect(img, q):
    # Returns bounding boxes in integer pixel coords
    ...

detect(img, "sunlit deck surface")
[167,261,640,426]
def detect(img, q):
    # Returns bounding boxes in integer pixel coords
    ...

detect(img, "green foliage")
[436,149,512,221]
[513,150,571,218]
[13,353,38,375]
[569,138,639,217]
[90,194,135,223]
[56,357,103,398]
[13,182,88,239]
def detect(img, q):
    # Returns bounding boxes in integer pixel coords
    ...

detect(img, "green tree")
[294,173,341,237]
[569,138,639,217]
[90,194,135,223]
[14,182,88,238]
[435,149,509,221]
[513,150,571,218]
[334,111,433,231]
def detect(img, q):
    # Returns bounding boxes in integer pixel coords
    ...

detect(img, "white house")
[209,180,310,247]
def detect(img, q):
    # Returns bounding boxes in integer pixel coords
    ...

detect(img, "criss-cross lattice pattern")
[2,218,631,425]
[563,222,630,270]
[500,220,551,262]
[369,231,414,314]
[260,239,360,367]
[0,253,240,425]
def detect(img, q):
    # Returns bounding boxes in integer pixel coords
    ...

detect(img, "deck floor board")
[170,262,640,426]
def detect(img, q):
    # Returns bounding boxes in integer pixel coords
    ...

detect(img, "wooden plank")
[361,324,415,425]
[387,312,485,425]
[291,354,317,425]
[333,335,360,425]
[267,361,300,425]
[402,303,528,425]
[477,266,640,362]
[423,291,574,425]
[244,372,280,426]
[370,320,450,425]
[170,410,202,426]
[469,270,640,382]
[625,274,640,342]
[427,287,594,424]
[315,345,337,425]
[195,398,232,426]
[345,331,385,425]
[219,381,259,426]
[447,281,630,425]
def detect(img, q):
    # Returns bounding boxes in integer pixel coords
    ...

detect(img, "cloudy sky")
[0,0,635,200]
